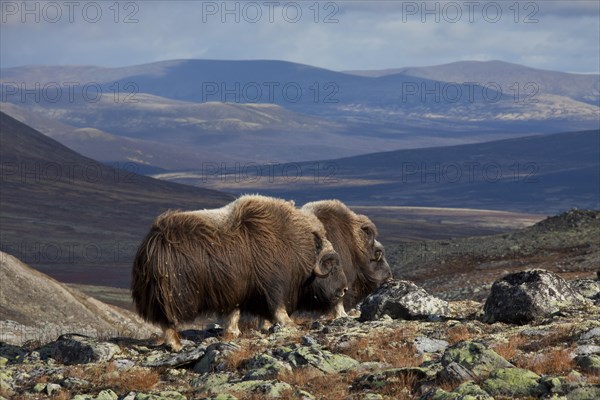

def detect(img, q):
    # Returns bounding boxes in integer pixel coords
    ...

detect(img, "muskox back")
[301,200,392,310]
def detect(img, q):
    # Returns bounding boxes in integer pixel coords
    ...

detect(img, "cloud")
[0,0,598,74]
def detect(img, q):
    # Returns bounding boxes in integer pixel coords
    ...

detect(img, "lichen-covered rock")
[414,336,449,354]
[191,372,232,392]
[0,343,26,364]
[440,341,513,381]
[360,280,449,321]
[37,334,120,365]
[244,353,292,380]
[481,368,543,397]
[144,345,206,368]
[96,390,118,400]
[575,354,600,373]
[195,378,293,398]
[133,391,187,400]
[570,279,600,301]
[429,381,493,400]
[353,367,431,391]
[566,385,600,400]
[283,344,359,374]
[483,269,587,324]
[580,327,600,341]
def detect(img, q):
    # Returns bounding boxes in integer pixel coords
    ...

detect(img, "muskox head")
[302,200,392,310]
[359,218,393,289]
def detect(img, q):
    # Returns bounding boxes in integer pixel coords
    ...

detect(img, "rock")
[570,279,600,300]
[134,391,187,400]
[575,345,600,356]
[566,386,600,400]
[283,344,359,374]
[438,361,478,383]
[414,336,449,354]
[575,355,600,373]
[144,345,206,368]
[360,280,449,321]
[481,368,543,397]
[580,327,600,341]
[191,372,232,392]
[483,269,587,324]
[38,334,120,365]
[429,381,493,400]
[440,341,513,381]
[0,343,26,363]
[300,335,317,346]
[195,377,293,398]
[62,376,90,389]
[0,369,14,395]
[244,353,292,381]
[353,367,431,391]
[96,390,118,400]
[193,342,240,374]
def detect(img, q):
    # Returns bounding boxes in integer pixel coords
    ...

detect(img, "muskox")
[131,195,344,351]
[301,200,392,317]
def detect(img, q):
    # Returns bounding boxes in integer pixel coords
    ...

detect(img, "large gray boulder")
[483,269,587,324]
[37,334,120,365]
[360,280,449,321]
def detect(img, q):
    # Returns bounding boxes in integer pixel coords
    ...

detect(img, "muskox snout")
[314,251,340,277]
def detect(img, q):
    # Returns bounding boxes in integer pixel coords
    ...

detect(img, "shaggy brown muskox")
[131,195,343,351]
[301,200,392,316]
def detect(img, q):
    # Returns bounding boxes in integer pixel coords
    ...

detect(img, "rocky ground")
[1,210,599,399]
[1,268,599,400]
[387,209,600,301]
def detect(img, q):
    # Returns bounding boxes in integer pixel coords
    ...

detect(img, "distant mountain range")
[0,112,233,287]
[1,59,598,169]
[160,129,600,214]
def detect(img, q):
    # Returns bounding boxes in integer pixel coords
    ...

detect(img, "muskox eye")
[313,234,323,253]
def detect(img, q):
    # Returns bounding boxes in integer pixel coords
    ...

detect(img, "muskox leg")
[162,324,182,352]
[333,302,348,318]
[222,309,242,337]
[273,305,294,326]
[258,317,272,331]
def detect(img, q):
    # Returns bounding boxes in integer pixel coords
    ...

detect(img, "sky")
[1,0,599,73]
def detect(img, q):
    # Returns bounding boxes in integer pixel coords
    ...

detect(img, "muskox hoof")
[222,309,242,338]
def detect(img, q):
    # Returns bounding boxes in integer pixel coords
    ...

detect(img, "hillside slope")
[0,251,157,344]
[0,112,234,287]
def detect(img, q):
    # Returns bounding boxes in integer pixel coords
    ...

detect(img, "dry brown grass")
[515,347,575,375]
[330,329,422,367]
[225,346,256,371]
[50,390,72,400]
[278,368,359,400]
[492,334,528,361]
[224,340,269,371]
[379,371,420,400]
[437,378,462,393]
[446,325,472,344]
[64,362,159,392]
[520,325,578,352]
[583,370,600,384]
